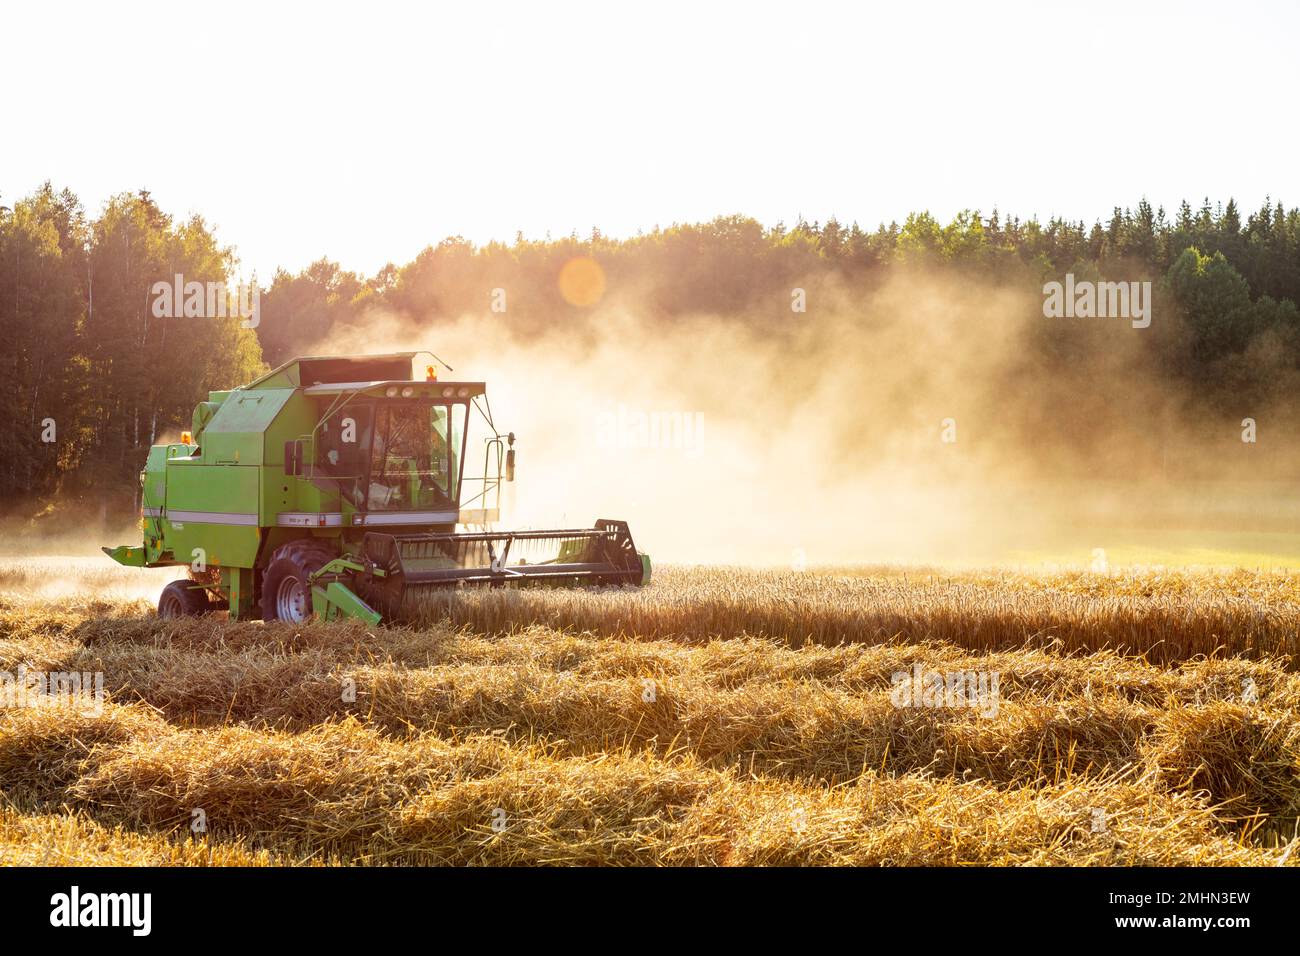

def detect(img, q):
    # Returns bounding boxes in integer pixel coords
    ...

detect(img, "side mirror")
[505,448,516,482]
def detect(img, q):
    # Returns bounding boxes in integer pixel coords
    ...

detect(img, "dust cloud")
[0,555,182,602]
[299,267,1300,567]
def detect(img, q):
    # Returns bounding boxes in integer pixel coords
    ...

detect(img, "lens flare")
[558,256,607,307]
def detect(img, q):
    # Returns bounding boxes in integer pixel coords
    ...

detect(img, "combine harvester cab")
[104,353,650,624]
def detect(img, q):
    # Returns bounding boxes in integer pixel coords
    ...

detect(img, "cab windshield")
[317,401,468,512]
[366,402,467,511]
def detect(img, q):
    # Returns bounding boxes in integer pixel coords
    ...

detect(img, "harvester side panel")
[200,388,295,465]
[140,445,170,563]
[162,460,262,568]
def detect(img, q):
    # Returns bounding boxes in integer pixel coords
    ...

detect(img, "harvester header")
[105,352,649,624]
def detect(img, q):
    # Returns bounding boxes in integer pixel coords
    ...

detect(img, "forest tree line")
[2,183,1298,515]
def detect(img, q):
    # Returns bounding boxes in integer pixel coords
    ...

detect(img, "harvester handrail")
[460,434,504,514]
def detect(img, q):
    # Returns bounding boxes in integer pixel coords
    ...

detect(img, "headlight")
[400,386,415,398]
[457,387,469,398]
[384,386,398,397]
[442,386,454,397]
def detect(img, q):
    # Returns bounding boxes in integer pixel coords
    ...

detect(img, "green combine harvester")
[104,353,649,624]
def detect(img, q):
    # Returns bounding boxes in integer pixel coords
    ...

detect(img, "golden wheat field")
[1,557,1298,866]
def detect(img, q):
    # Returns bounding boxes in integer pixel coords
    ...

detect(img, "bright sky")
[5,0,1297,281]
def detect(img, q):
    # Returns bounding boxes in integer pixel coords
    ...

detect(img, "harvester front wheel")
[262,541,336,624]
[158,580,211,618]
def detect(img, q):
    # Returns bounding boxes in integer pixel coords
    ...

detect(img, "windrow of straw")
[0,706,1287,865]
[0,562,1297,865]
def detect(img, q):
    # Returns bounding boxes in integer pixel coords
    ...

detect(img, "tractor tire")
[158,580,211,618]
[262,540,338,624]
